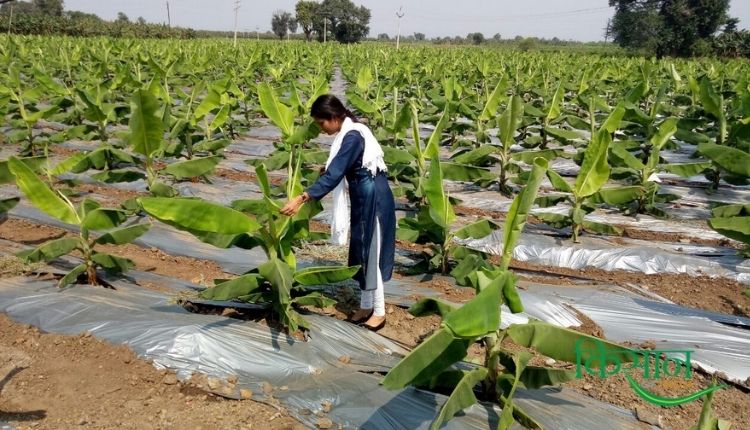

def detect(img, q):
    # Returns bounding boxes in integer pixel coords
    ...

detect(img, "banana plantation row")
[1,36,746,429]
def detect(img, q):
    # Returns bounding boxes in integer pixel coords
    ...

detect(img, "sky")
[62,0,750,42]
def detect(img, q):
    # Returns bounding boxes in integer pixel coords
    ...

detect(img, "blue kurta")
[306,130,396,291]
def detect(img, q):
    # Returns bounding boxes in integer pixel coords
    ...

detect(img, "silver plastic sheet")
[0,275,650,430]
[515,282,750,386]
[458,229,750,285]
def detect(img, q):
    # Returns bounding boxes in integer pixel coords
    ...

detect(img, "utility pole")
[233,0,241,48]
[395,6,405,50]
[166,1,171,28]
[256,25,259,42]
[323,17,327,43]
[604,18,611,43]
[7,4,13,36]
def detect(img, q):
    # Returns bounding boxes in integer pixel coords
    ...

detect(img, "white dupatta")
[325,117,387,245]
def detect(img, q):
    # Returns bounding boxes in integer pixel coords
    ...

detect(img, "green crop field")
[1,35,749,430]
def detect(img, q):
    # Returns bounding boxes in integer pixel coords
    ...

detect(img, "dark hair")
[310,94,358,122]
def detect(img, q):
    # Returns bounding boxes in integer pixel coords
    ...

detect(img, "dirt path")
[0,314,303,430]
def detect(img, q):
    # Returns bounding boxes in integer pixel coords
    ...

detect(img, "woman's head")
[310,94,357,135]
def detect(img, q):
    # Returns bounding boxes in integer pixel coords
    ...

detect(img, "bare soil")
[0,314,303,430]
[509,260,750,318]
[0,218,232,288]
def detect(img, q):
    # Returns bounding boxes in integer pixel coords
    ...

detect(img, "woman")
[281,94,396,331]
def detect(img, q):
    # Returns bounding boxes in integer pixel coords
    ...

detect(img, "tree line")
[0,0,196,39]
[272,0,371,43]
[608,0,750,58]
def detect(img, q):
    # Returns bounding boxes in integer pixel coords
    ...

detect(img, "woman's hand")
[281,192,310,217]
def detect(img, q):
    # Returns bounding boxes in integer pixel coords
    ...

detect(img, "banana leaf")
[430,368,488,430]
[409,298,459,318]
[139,197,258,234]
[424,156,455,229]
[507,321,634,366]
[129,89,164,158]
[698,142,750,177]
[91,252,134,273]
[574,130,612,199]
[708,216,750,244]
[9,156,78,225]
[94,223,151,245]
[382,328,471,390]
[501,158,548,270]
[662,162,712,178]
[201,274,263,301]
[163,155,222,180]
[257,82,295,137]
[293,266,360,286]
[442,162,495,182]
[17,237,81,263]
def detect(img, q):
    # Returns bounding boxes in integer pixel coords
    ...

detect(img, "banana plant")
[384,103,494,202]
[689,379,733,430]
[3,65,59,156]
[496,95,526,195]
[535,105,626,242]
[708,203,750,257]
[8,156,151,288]
[527,80,567,149]
[397,154,499,275]
[693,76,750,189]
[139,159,356,333]
[697,142,750,189]
[76,82,120,143]
[608,117,679,216]
[383,158,636,430]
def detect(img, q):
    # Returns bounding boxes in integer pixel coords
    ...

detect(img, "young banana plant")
[397,154,499,275]
[3,65,59,156]
[608,118,679,216]
[8,157,151,288]
[691,76,750,190]
[535,105,626,242]
[383,158,637,430]
[140,159,358,333]
[384,102,494,202]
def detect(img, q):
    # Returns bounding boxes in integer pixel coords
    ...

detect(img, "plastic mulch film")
[514,282,750,386]
[457,229,750,285]
[0,276,651,430]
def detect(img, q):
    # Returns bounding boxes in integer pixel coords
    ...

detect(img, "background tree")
[377,32,390,40]
[608,0,734,57]
[271,10,294,40]
[414,32,425,41]
[32,0,63,16]
[468,32,484,45]
[0,1,37,15]
[492,33,502,42]
[116,11,129,23]
[137,16,146,25]
[295,1,317,42]
[312,0,370,44]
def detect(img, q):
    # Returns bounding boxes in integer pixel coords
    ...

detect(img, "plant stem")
[483,333,500,401]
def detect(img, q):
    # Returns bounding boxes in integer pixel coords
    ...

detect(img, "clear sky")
[62,0,750,42]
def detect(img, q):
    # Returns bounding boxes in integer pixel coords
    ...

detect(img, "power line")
[407,6,613,24]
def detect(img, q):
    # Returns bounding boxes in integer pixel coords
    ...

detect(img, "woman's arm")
[306,131,364,201]
[280,131,363,216]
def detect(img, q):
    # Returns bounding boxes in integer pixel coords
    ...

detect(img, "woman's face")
[315,117,342,135]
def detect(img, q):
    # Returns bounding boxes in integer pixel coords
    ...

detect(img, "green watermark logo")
[574,338,727,407]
